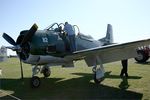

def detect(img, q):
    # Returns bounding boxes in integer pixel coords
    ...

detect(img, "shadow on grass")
[119,77,130,90]
[104,71,142,79]
[135,61,150,65]
[0,72,143,100]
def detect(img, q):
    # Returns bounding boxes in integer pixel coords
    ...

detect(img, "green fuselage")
[17,29,101,58]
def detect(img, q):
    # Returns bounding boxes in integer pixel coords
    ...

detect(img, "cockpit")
[44,22,94,42]
[44,23,80,35]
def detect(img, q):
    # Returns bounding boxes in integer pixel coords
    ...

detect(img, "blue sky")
[0,0,150,55]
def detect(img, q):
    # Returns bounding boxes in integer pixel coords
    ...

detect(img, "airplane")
[0,46,7,62]
[2,22,150,88]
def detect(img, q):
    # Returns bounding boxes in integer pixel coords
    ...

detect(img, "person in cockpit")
[64,22,76,52]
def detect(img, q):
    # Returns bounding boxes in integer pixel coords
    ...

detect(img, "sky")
[0,0,150,55]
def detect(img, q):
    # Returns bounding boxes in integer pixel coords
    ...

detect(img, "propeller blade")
[2,33,16,46]
[5,46,20,51]
[21,23,38,46]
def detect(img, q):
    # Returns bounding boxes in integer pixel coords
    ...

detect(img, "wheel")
[31,76,40,88]
[92,67,96,73]
[93,72,104,84]
[135,50,149,63]
[43,68,51,78]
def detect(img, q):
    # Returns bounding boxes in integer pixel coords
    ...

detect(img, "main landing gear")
[31,65,51,88]
[92,57,105,84]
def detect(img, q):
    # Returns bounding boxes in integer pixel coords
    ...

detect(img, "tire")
[135,50,149,63]
[31,76,40,88]
[43,68,51,78]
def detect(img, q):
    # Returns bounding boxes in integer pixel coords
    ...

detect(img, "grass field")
[0,58,150,100]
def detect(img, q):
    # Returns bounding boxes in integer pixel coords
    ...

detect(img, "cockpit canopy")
[45,23,61,31]
[45,23,80,34]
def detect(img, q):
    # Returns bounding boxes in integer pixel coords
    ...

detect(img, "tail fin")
[99,24,114,45]
[106,24,113,43]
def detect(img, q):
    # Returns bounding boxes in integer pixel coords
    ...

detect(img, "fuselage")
[17,30,102,65]
[16,23,105,65]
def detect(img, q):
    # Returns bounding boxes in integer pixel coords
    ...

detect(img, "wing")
[65,39,150,66]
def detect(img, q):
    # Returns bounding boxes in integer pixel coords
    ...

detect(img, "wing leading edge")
[65,38,150,66]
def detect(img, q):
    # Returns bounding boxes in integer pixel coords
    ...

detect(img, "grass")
[0,58,150,100]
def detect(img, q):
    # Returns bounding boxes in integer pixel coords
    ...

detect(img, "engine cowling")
[16,31,30,60]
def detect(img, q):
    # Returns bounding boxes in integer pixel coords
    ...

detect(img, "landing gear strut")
[31,65,41,88]
[92,57,105,84]
[30,65,51,88]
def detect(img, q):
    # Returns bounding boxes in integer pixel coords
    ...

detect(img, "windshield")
[45,23,59,30]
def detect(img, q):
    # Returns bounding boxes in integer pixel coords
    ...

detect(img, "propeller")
[2,23,38,79]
